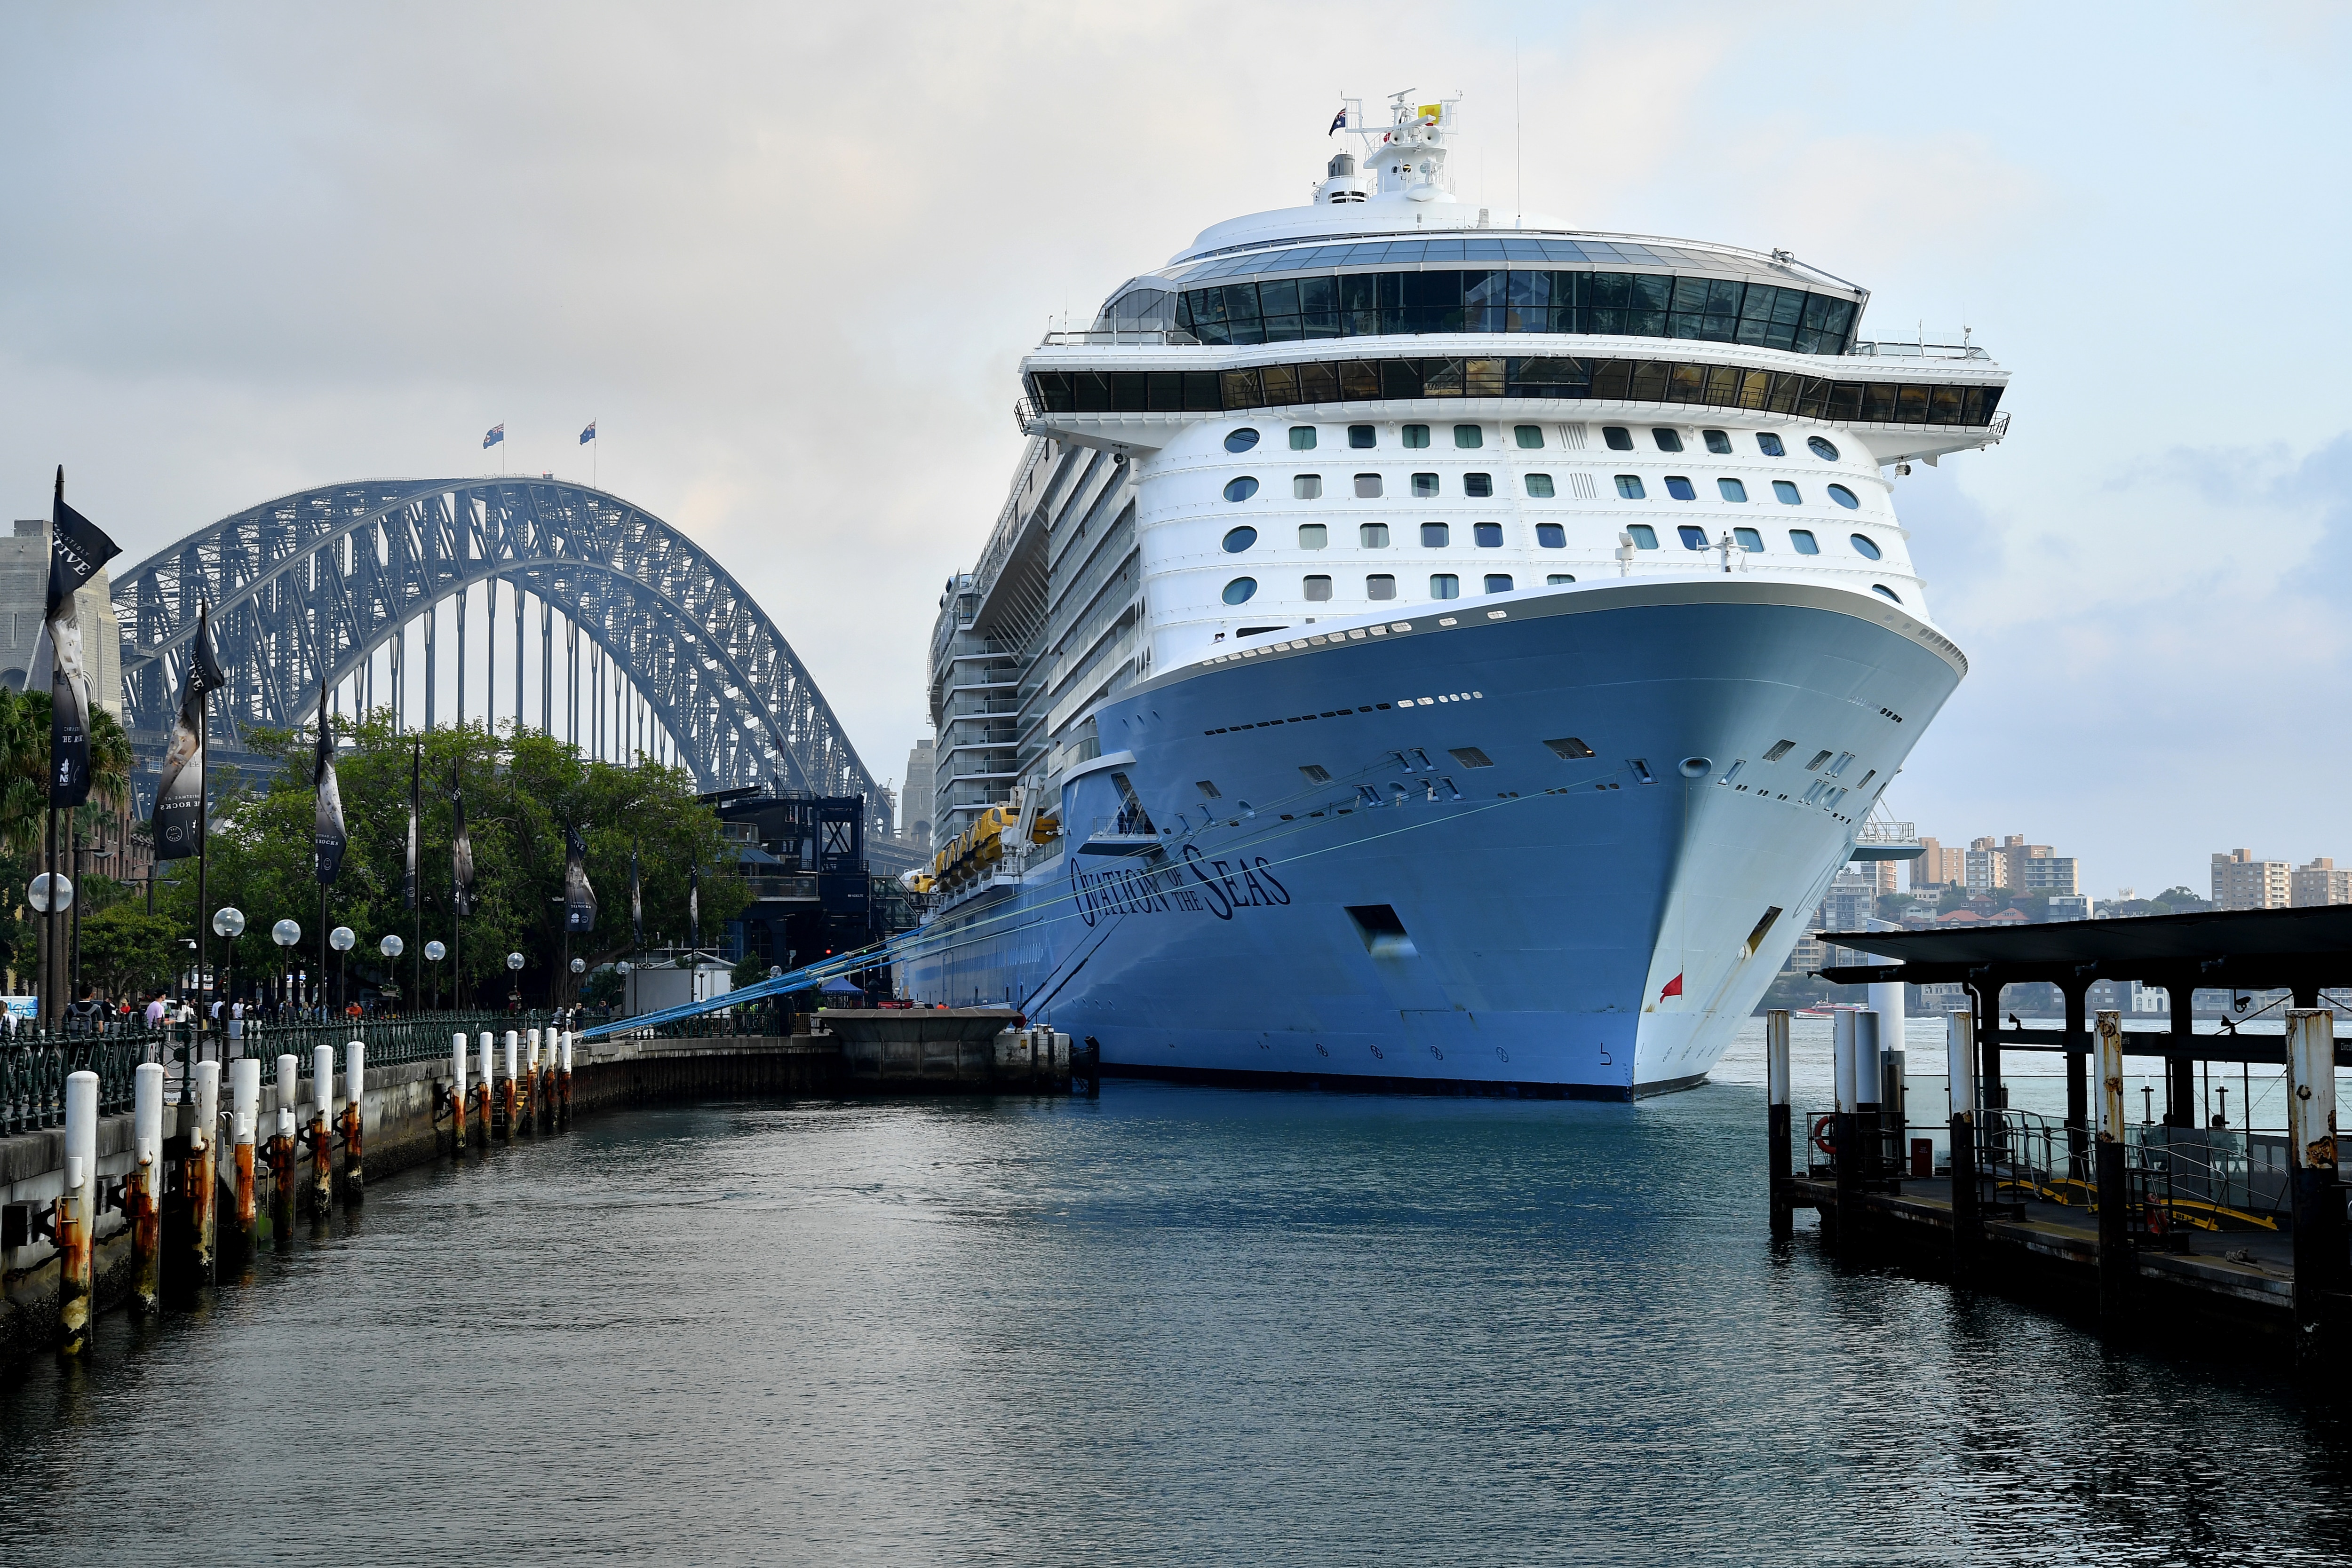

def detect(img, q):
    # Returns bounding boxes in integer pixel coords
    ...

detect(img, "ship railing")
[1850,341,1992,360]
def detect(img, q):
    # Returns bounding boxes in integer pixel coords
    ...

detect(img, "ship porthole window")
[1628,524,1659,549]
[1224,476,1260,502]
[1222,526,1258,554]
[1603,426,1635,451]
[1421,522,1449,547]
[1734,527,1764,552]
[1547,573,1575,585]
[1757,432,1786,457]
[1464,473,1494,498]
[1678,525,1708,551]
[1225,428,1261,453]
[1872,583,1901,603]
[1222,577,1258,605]
[1808,436,1841,461]
[1828,483,1860,509]
[1703,429,1733,455]
[1349,424,1378,449]
[1430,574,1461,599]
[1772,480,1802,505]
[1615,475,1646,500]
[1289,426,1318,451]
[1354,473,1384,499]
[1716,478,1747,503]
[1525,474,1556,498]
[1366,574,1397,601]
[1484,574,1514,594]
[1402,424,1431,449]
[1789,529,1820,554]
[1652,428,1684,453]
[1665,476,1697,501]
[1850,533,1883,560]
[1412,472,1440,498]
[1297,523,1328,550]
[1454,425,1484,450]
[1360,522,1390,547]
[1515,425,1545,450]
[1535,523,1566,548]
[1293,474,1323,500]
[1304,575,1333,602]
[1474,522,1503,547]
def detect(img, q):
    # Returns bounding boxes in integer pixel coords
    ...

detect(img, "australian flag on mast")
[579,420,596,445]
[1327,108,1347,135]
[483,423,504,450]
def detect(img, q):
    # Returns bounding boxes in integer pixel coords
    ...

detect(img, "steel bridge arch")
[111,477,880,807]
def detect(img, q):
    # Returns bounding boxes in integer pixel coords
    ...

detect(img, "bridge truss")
[112,478,881,813]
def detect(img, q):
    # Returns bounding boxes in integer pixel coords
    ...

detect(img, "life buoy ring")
[1810,1114,1838,1156]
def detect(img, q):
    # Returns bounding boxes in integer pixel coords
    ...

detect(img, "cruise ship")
[898,93,2008,1097]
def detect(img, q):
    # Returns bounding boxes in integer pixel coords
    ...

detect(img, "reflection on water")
[2,1079,2347,1567]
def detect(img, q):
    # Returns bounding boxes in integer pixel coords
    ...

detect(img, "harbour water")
[4,1058,2349,1566]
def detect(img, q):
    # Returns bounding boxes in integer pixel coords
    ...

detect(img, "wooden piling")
[131,1062,165,1312]
[1766,1009,1793,1240]
[1946,1010,1980,1282]
[2094,1010,2132,1322]
[58,1070,97,1355]
[2284,1007,2341,1365]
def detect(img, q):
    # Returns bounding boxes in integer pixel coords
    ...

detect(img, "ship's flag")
[1327,109,1346,135]
[579,420,596,445]
[1659,973,1684,999]
[483,423,505,449]
[1418,103,1441,124]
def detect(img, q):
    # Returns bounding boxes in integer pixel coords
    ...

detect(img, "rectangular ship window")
[1448,747,1493,768]
[1763,739,1796,760]
[1345,903,1417,958]
[1544,736,1596,760]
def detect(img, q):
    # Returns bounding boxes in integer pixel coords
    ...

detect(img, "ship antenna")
[1514,43,1522,227]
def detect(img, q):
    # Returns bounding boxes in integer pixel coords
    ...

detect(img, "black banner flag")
[44,468,120,808]
[564,822,597,934]
[312,679,346,885]
[150,602,223,860]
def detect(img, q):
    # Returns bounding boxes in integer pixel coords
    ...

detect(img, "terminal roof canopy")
[1817,904,2352,989]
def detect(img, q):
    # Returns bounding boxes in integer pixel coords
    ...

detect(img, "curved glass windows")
[1169,269,1860,355]
[1464,473,1494,498]
[1653,428,1684,453]
[1224,476,1260,502]
[1225,428,1261,453]
[1678,525,1708,551]
[1525,473,1556,498]
[1616,475,1647,499]
[1293,474,1323,499]
[1485,574,1515,594]
[1703,429,1733,455]
[1222,526,1258,554]
[1360,523,1391,547]
[1849,533,1883,560]
[1872,584,1901,603]
[1808,436,1841,461]
[1515,425,1545,449]
[1421,523,1450,547]
[1297,524,1327,549]
[1304,575,1333,602]
[1772,480,1801,504]
[1430,574,1461,599]
[1828,483,1860,509]
[1665,475,1697,501]
[1289,426,1317,450]
[1789,529,1820,554]
[1367,573,1397,600]
[1535,523,1566,548]
[1222,577,1258,605]
[1354,473,1384,498]
[1756,432,1786,456]
[1733,527,1764,552]
[1349,424,1378,449]
[1604,426,1635,451]
[1718,477,1748,502]
[1402,423,1431,448]
[1411,472,1440,498]
[1548,573,1576,585]
[1627,524,1659,549]
[1454,424,1484,449]
[1474,523,1503,547]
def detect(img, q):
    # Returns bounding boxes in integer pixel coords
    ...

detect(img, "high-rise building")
[2,518,122,717]
[901,738,935,853]
[2291,856,2352,908]
[1911,836,1965,890]
[2213,848,2292,911]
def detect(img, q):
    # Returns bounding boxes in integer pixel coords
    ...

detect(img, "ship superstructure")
[908,94,2007,1096]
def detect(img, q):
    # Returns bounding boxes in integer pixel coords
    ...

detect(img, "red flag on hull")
[1659,974,1684,999]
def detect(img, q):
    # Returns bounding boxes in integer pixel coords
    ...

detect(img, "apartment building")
[2291,857,2352,908]
[2212,849,2293,911]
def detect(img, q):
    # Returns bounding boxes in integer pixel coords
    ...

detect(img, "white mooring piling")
[229,1056,261,1259]
[1947,1009,1980,1277]
[58,1070,98,1354]
[132,1062,165,1311]
[310,1044,335,1218]
[451,1034,470,1153]
[190,1058,222,1284]
[343,1040,366,1202]
[477,1033,495,1143]
[1765,1010,1792,1241]
[2285,1007,2342,1362]
[501,1030,519,1140]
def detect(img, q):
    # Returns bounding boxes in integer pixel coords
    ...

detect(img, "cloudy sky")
[3,3,2346,896]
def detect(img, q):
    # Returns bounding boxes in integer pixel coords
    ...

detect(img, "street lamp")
[271,919,301,1015]
[27,872,73,1027]
[330,926,355,1018]
[214,907,245,1017]
[506,950,524,1009]
[423,939,446,1011]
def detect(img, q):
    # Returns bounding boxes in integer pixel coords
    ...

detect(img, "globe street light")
[214,907,246,1017]
[27,873,72,1027]
[423,938,446,1011]
[329,927,356,1017]
[379,933,405,1016]
[506,950,524,1008]
[272,919,301,1014]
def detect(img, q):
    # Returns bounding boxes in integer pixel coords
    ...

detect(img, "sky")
[2,2,2348,898]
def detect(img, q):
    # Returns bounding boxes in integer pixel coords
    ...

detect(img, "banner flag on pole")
[451,769,475,915]
[564,821,597,934]
[405,741,420,911]
[688,863,700,952]
[312,677,346,885]
[150,601,223,860]
[43,467,120,808]
[629,838,643,948]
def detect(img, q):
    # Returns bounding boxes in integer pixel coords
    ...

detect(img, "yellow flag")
[1418,103,1442,123]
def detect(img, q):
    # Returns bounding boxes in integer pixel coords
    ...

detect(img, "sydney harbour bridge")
[111,477,888,834]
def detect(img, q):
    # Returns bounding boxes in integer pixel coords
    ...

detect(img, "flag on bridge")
[483,423,504,450]
[151,600,224,861]
[579,420,596,445]
[44,467,120,808]
[313,677,346,885]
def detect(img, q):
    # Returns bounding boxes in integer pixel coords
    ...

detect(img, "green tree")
[163,713,748,1008]
[77,903,179,1000]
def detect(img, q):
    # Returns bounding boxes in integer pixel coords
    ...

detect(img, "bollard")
[343,1040,366,1204]
[132,1062,165,1312]
[1766,1009,1793,1241]
[1947,1010,1980,1282]
[2285,1008,2341,1365]
[229,1056,260,1262]
[58,1071,98,1354]
[501,1030,519,1141]
[450,1034,469,1154]
[310,1043,335,1220]
[188,1059,221,1287]
[2094,1010,2132,1322]
[559,1031,573,1127]
[1831,1010,1861,1256]
[272,1053,300,1244]
[477,1032,495,1145]
[524,1029,541,1133]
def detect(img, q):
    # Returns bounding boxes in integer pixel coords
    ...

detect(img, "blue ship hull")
[901,577,1963,1096]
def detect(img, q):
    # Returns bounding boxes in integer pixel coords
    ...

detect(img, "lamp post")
[380,934,405,1017]
[27,873,72,1026]
[214,907,245,1027]
[506,951,525,1011]
[423,939,445,1012]
[329,926,356,1019]
[271,919,300,1018]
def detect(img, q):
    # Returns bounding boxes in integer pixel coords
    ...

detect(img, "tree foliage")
[160,713,748,1006]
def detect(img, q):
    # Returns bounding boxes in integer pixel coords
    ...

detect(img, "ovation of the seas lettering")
[1177,844,1293,922]
[1072,854,1209,928]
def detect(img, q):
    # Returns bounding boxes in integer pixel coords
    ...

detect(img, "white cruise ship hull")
[901,576,1963,1098]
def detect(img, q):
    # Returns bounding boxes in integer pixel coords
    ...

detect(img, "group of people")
[32,987,393,1035]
